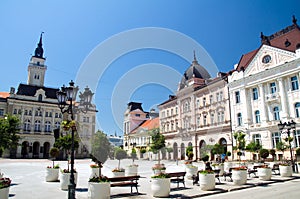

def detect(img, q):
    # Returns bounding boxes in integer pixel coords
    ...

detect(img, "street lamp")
[278,120,296,172]
[56,80,94,199]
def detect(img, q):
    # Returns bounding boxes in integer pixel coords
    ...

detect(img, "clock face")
[262,55,271,64]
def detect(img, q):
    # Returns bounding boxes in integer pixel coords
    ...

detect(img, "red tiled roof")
[0,92,9,98]
[131,117,159,134]
[236,19,300,71]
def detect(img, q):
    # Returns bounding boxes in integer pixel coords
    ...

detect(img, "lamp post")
[278,120,296,172]
[56,80,94,199]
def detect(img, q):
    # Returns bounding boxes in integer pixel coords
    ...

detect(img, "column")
[278,78,288,119]
[240,88,249,125]
[258,84,268,122]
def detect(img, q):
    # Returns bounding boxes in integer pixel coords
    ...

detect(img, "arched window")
[38,94,42,102]
[273,107,280,121]
[295,103,300,118]
[24,119,31,132]
[44,121,51,132]
[255,110,260,123]
[34,120,41,132]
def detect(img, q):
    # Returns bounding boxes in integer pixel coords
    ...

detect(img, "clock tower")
[27,33,47,87]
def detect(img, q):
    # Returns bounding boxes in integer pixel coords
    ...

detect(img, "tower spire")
[34,32,44,58]
[192,50,199,65]
[292,15,297,25]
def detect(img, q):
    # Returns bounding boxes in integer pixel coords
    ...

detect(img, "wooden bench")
[272,164,280,175]
[166,172,186,188]
[107,175,140,194]
[248,165,261,177]
[223,168,233,182]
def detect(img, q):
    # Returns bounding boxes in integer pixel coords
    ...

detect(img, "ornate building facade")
[0,34,96,158]
[228,16,300,160]
[158,54,232,161]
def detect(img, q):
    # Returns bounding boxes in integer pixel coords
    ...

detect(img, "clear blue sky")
[1,0,299,136]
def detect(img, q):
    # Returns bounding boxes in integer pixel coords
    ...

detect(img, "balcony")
[265,93,280,102]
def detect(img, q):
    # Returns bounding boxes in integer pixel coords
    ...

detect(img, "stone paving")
[0,158,299,199]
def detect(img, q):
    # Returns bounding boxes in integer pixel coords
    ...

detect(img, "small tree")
[186,146,194,160]
[245,141,262,160]
[114,147,127,170]
[149,128,165,165]
[90,130,111,176]
[259,148,269,161]
[212,143,225,161]
[269,149,276,161]
[54,134,79,171]
[233,132,246,161]
[140,148,146,158]
[49,147,60,168]
[131,148,137,164]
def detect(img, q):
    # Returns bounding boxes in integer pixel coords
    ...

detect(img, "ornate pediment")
[244,45,296,77]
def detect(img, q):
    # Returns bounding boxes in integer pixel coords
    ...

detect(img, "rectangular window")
[0,109,4,116]
[135,114,140,117]
[203,97,206,106]
[210,113,214,125]
[272,132,281,148]
[252,88,258,100]
[237,113,242,126]
[196,99,200,108]
[291,76,299,91]
[209,95,213,104]
[295,130,300,148]
[203,115,207,125]
[270,82,277,94]
[197,116,200,127]
[252,134,261,144]
[235,91,240,103]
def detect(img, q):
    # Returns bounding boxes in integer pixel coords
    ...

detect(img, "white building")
[0,34,97,158]
[228,16,300,160]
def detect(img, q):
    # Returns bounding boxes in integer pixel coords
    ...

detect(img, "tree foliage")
[186,146,194,160]
[246,141,262,160]
[114,147,127,169]
[0,114,20,157]
[54,133,79,152]
[212,144,225,156]
[149,128,165,164]
[276,141,288,152]
[259,148,269,160]
[90,130,111,176]
[49,147,60,167]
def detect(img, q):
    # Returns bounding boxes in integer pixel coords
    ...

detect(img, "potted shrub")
[45,147,60,182]
[198,170,215,191]
[232,166,248,185]
[0,177,11,199]
[201,154,209,162]
[152,164,166,175]
[88,176,110,199]
[149,128,166,172]
[126,148,138,176]
[89,130,111,199]
[151,173,171,197]
[257,164,272,181]
[59,168,78,190]
[112,147,127,177]
[233,132,246,161]
[279,163,293,177]
[90,164,100,178]
[186,146,194,160]
[140,148,147,159]
[269,149,276,161]
[185,163,198,179]
[259,148,269,162]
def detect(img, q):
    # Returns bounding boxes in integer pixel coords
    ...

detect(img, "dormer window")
[38,94,42,101]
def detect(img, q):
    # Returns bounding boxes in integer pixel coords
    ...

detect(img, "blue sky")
[0,0,299,136]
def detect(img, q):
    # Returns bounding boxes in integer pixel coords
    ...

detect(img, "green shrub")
[259,148,269,160]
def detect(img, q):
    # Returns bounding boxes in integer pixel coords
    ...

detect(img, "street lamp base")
[68,183,76,199]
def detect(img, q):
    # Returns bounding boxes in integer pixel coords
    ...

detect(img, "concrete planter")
[112,171,125,177]
[59,172,78,190]
[232,170,247,185]
[125,165,138,176]
[88,182,110,199]
[0,187,9,199]
[199,173,215,191]
[279,165,292,177]
[257,167,272,181]
[151,178,170,197]
[185,166,198,179]
[45,168,59,182]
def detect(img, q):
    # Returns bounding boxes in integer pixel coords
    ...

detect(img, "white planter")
[279,165,292,177]
[59,172,78,190]
[257,167,272,181]
[185,166,198,179]
[212,164,224,176]
[199,173,215,191]
[112,171,125,177]
[125,165,138,176]
[45,168,59,182]
[90,168,99,178]
[88,182,110,199]
[232,170,247,185]
[151,178,170,197]
[0,187,9,199]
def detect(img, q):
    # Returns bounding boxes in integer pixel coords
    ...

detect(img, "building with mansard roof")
[158,53,232,161]
[228,16,300,160]
[0,34,96,158]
